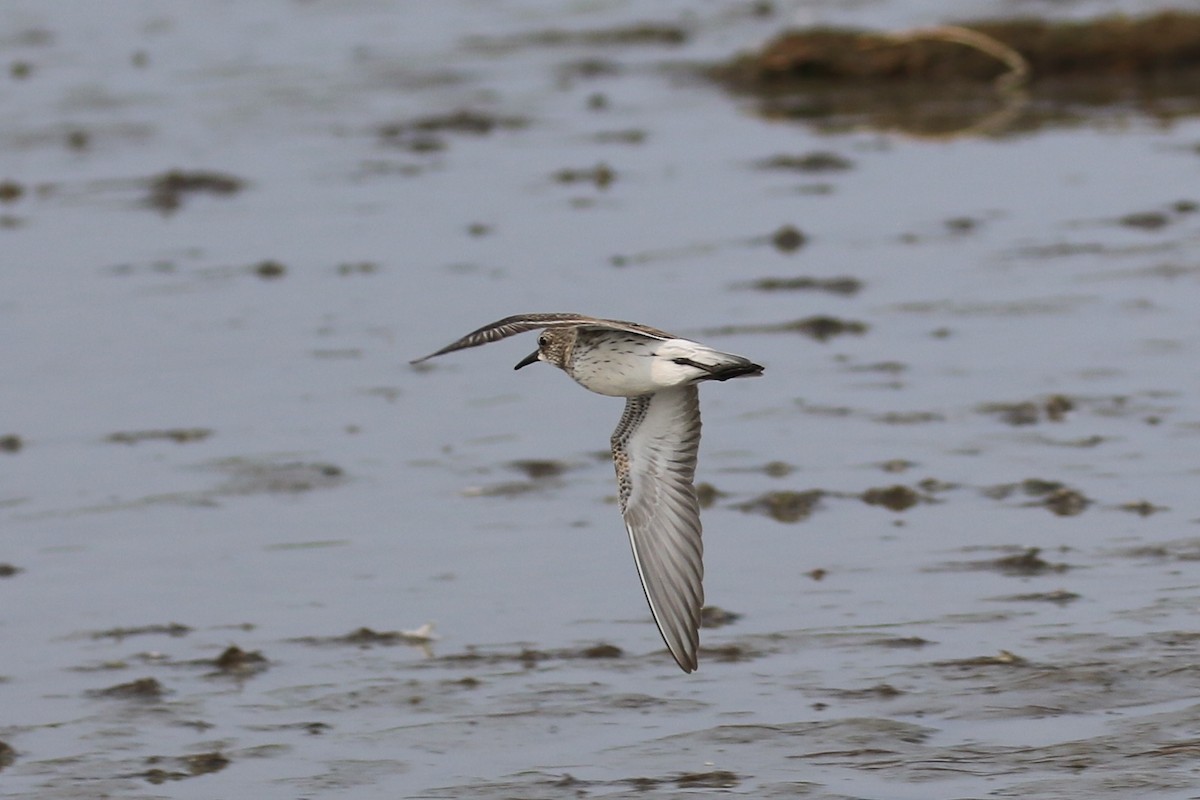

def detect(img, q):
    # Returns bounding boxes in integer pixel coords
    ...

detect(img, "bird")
[411,313,764,672]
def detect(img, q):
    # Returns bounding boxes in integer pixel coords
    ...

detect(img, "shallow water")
[3,1,1200,798]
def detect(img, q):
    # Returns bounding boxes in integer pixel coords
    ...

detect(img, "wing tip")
[671,650,699,673]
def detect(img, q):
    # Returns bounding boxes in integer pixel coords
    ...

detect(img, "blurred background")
[2,1,1200,797]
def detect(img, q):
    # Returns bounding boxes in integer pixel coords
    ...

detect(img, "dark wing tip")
[673,650,699,673]
[409,351,446,365]
[710,361,765,381]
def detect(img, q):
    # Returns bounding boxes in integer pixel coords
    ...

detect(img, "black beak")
[514,350,540,370]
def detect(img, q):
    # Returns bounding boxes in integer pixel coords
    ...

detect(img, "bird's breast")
[567,338,699,397]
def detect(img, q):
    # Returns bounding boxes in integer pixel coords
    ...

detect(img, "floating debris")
[1119,500,1167,516]
[706,316,868,341]
[553,163,616,189]
[507,458,570,479]
[0,564,21,578]
[739,275,863,295]
[0,434,23,453]
[989,589,1081,604]
[0,181,24,203]
[698,643,758,663]
[770,224,807,252]
[378,109,529,152]
[211,645,269,676]
[676,770,739,789]
[861,484,921,511]
[700,606,742,628]
[1118,211,1170,230]
[694,481,723,508]
[734,489,823,523]
[87,677,167,700]
[105,428,212,445]
[934,650,1029,669]
[593,128,647,144]
[254,259,286,279]
[434,641,633,667]
[830,683,904,699]
[293,623,438,648]
[91,623,192,640]
[991,547,1072,575]
[931,547,1072,576]
[755,152,853,172]
[468,23,689,52]
[581,643,623,659]
[983,477,1091,515]
[1041,487,1090,516]
[145,169,244,212]
[979,395,1073,425]
[138,752,230,784]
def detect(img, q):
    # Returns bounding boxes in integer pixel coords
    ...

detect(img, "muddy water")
[3,1,1200,798]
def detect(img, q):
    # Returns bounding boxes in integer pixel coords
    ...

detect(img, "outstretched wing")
[410,313,673,364]
[611,386,704,672]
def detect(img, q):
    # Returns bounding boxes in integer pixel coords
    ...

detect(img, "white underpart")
[571,337,718,397]
[648,339,726,387]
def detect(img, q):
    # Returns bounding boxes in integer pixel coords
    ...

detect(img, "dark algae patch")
[990,589,1081,604]
[700,605,742,628]
[106,428,212,445]
[709,12,1200,134]
[979,395,1074,425]
[676,770,739,789]
[379,109,529,152]
[91,622,192,639]
[88,677,168,700]
[211,645,269,676]
[145,169,245,212]
[770,224,807,252]
[714,12,1200,87]
[553,162,616,188]
[294,627,434,648]
[755,151,853,172]
[706,316,867,341]
[932,547,1072,576]
[738,275,863,295]
[861,484,922,511]
[254,259,286,279]
[468,22,689,51]
[0,180,24,202]
[735,489,823,523]
[137,752,230,784]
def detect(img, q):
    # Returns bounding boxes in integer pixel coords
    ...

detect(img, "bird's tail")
[704,357,764,382]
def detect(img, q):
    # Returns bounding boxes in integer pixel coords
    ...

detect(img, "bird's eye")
[538,334,549,347]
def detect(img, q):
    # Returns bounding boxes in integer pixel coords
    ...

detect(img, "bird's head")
[514,328,572,371]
